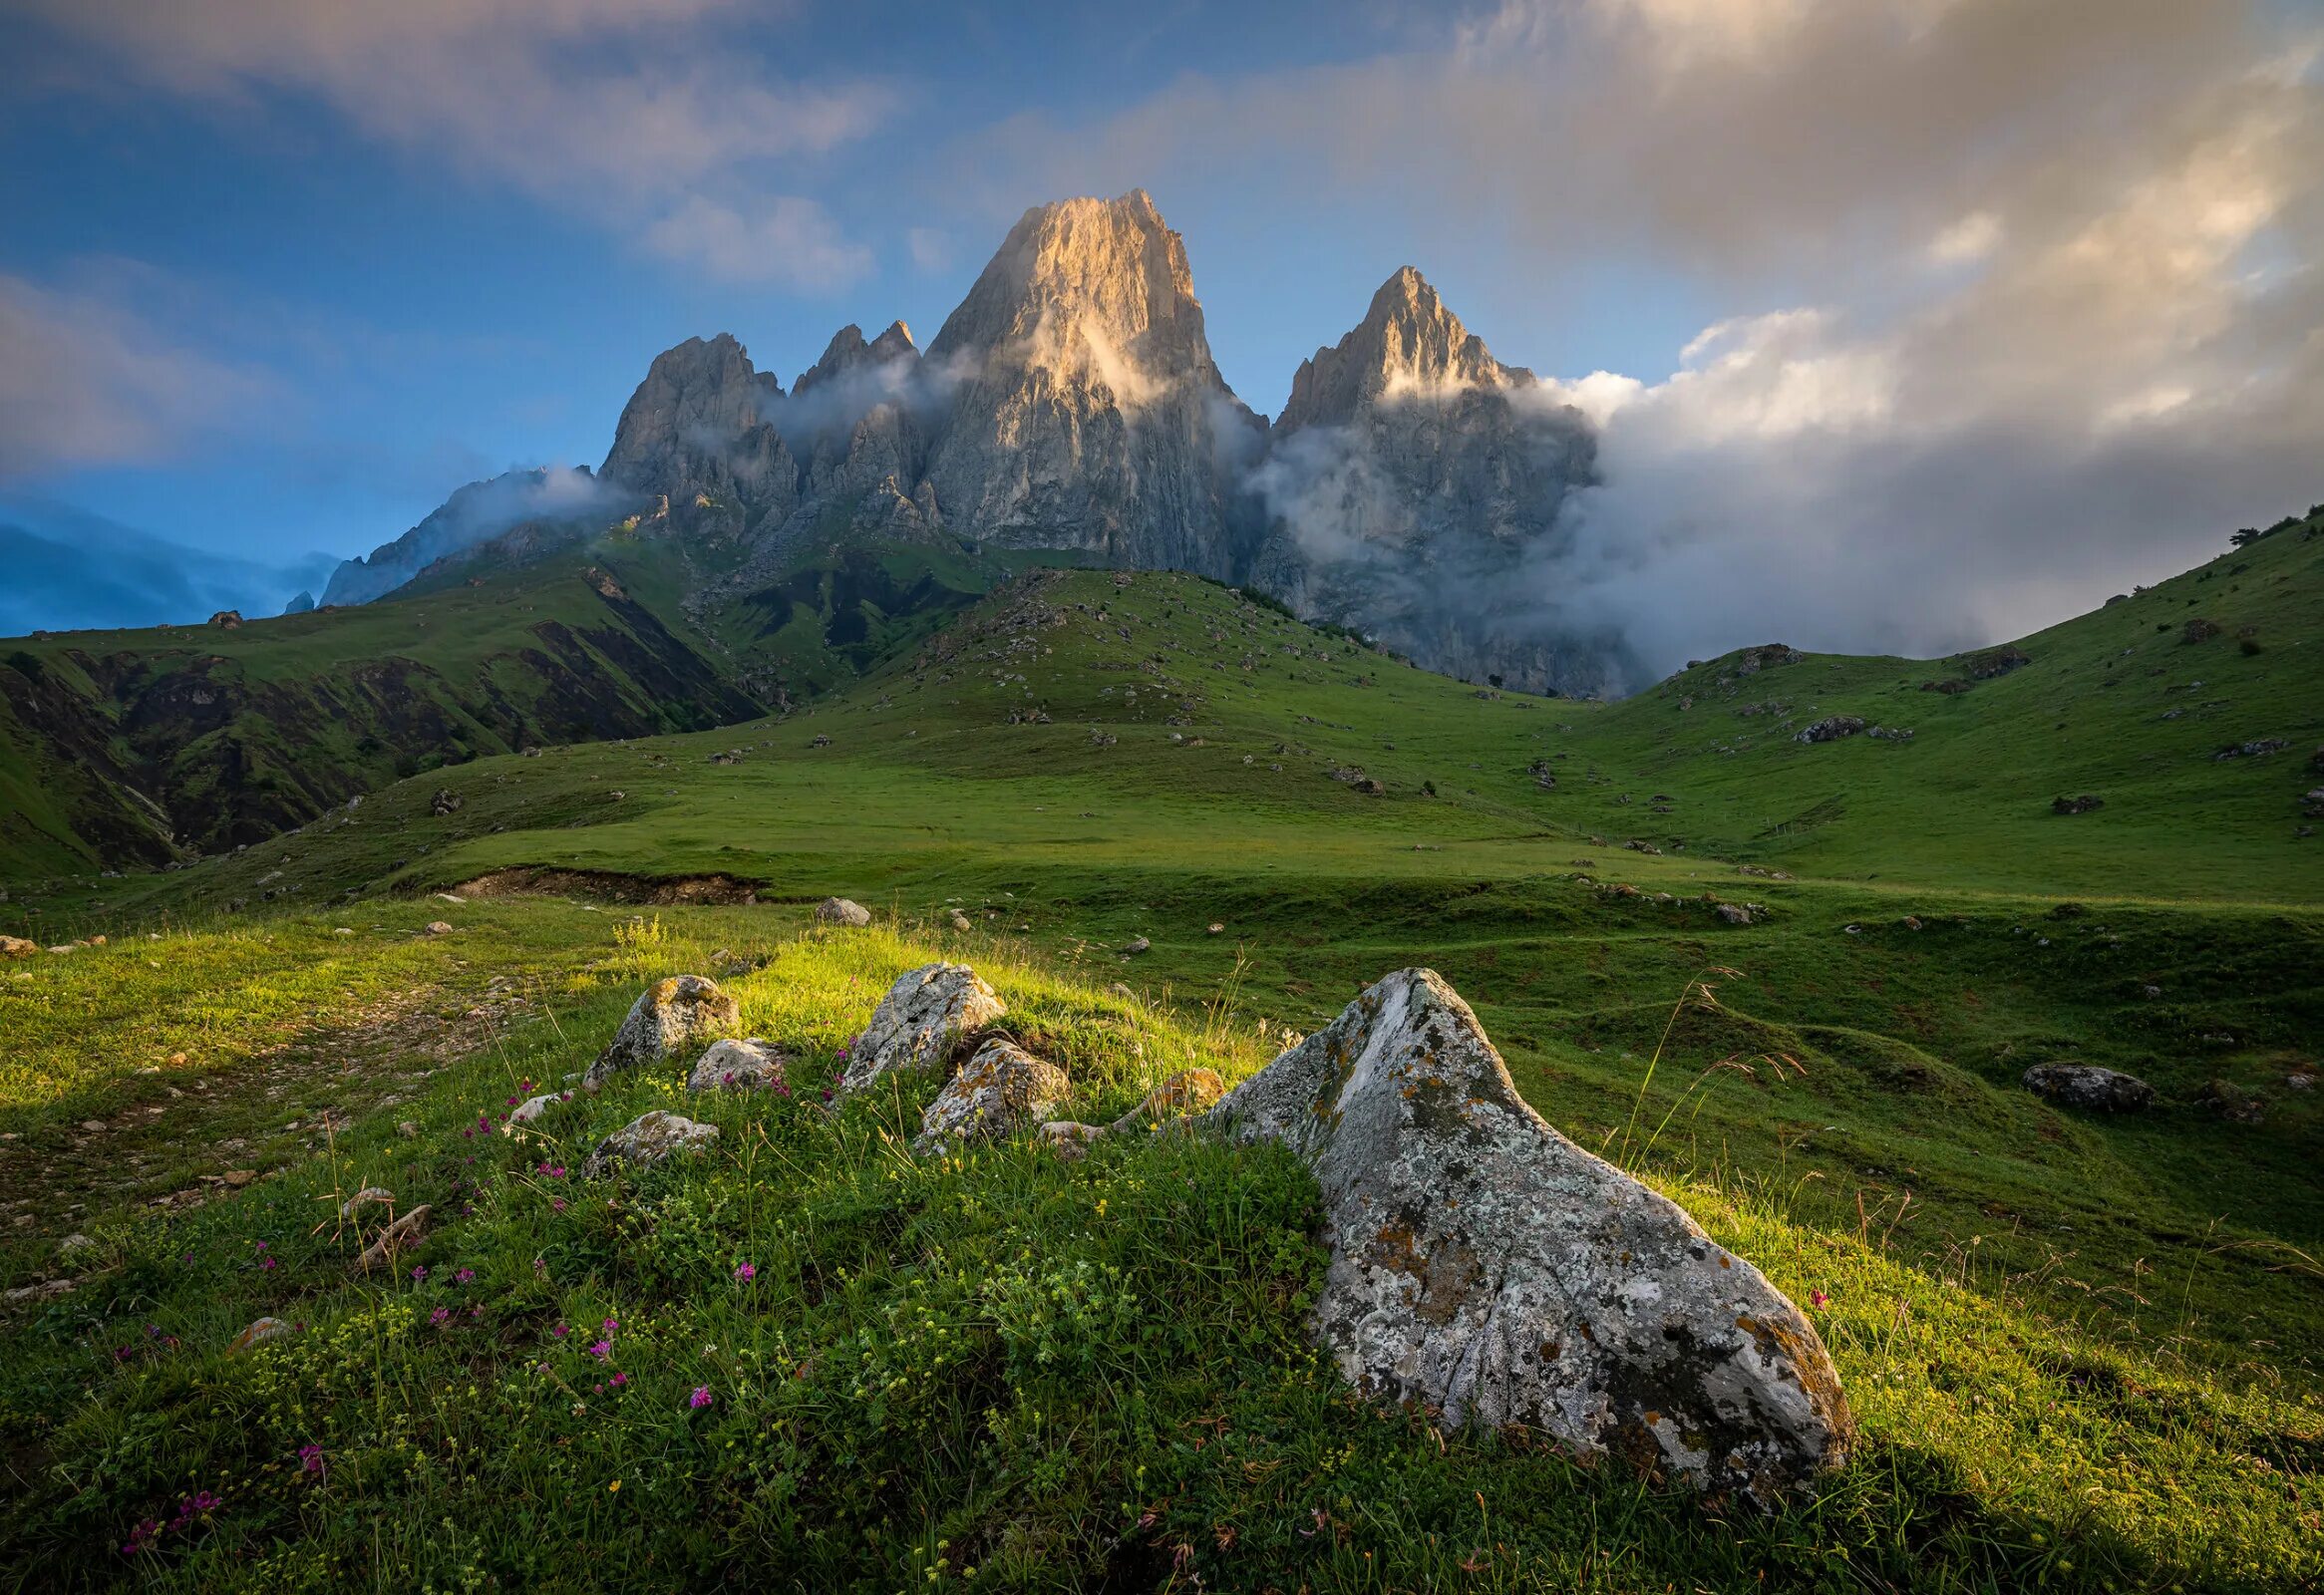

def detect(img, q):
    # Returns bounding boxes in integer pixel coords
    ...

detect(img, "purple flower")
[733,1263,756,1282]
[298,1444,325,1476]
[552,1324,569,1339]
[455,1267,475,1284]
[689,1386,713,1410]
[122,1518,162,1556]
[551,1198,567,1212]
[260,1257,278,1272]
[410,1265,427,1281]
[610,1371,628,1388]
[429,1307,451,1326]
[589,1339,612,1360]
[601,1317,618,1333]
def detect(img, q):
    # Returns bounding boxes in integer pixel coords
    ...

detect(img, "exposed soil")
[453,866,764,905]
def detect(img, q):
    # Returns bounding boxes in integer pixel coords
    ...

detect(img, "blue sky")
[2,0,2318,657]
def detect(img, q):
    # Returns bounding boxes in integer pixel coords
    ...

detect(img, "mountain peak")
[1278,268,1530,431]
[796,320,920,397]
[926,190,1218,392]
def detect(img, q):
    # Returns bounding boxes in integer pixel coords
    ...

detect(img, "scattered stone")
[2051,795,2105,815]
[1794,716,1866,744]
[686,1038,790,1094]
[3,1278,76,1306]
[503,1092,570,1132]
[397,1120,420,1138]
[2181,617,2221,644]
[1715,903,1753,925]
[580,1111,720,1177]
[1203,970,1849,1504]
[2212,738,2289,761]
[425,921,456,935]
[816,897,871,927]
[339,1186,395,1220]
[913,1040,1071,1158]
[844,963,1006,1093]
[1123,936,1152,956]
[1109,1068,1226,1133]
[353,1204,430,1270]
[1037,1119,1106,1160]
[226,1317,291,1355]
[207,609,243,629]
[948,910,973,932]
[221,1168,256,1187]
[2022,1064,2154,1113]
[56,1232,95,1258]
[0,935,34,958]
[1962,645,2031,679]
[430,789,464,815]
[582,975,740,1091]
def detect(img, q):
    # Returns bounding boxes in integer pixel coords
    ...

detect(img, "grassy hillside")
[0,908,2316,1591]
[1,516,2318,1589]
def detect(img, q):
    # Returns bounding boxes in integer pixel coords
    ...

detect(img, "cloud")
[954,0,2324,682]
[0,270,276,479]
[906,226,954,274]
[16,0,889,283]
[645,194,873,290]
[0,495,335,633]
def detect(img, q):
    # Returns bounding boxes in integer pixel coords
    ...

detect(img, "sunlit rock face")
[921,189,1266,576]
[1250,267,1617,699]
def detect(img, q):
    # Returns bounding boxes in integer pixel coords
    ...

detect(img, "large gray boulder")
[816,897,872,927]
[582,976,740,1091]
[2022,1063,2154,1113]
[912,1040,1071,1158]
[842,962,1005,1093]
[1204,968,1850,1505]
[580,1111,720,1178]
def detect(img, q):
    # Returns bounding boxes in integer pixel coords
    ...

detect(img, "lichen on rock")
[912,1039,1070,1158]
[582,975,740,1091]
[843,962,1005,1093]
[1203,967,1850,1506]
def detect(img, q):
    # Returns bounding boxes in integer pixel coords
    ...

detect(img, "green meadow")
[0,514,2318,1590]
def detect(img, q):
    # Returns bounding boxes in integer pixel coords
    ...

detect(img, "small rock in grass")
[503,1093,570,1132]
[226,1316,290,1355]
[3,1278,76,1305]
[2022,1063,2154,1113]
[1038,1120,1106,1160]
[913,1040,1071,1158]
[686,1038,789,1094]
[354,1204,429,1271]
[1715,903,1753,925]
[397,1120,420,1138]
[580,1111,720,1177]
[1123,936,1152,956]
[0,935,34,958]
[221,1169,256,1187]
[1109,1068,1226,1134]
[425,921,456,936]
[948,911,973,932]
[339,1187,394,1220]
[582,975,740,1091]
[56,1232,95,1258]
[815,897,871,927]
[844,963,1005,1094]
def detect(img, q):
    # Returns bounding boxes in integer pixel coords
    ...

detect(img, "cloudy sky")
[2,0,2318,659]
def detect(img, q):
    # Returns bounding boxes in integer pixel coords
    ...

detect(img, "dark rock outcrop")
[2023,1063,2154,1113]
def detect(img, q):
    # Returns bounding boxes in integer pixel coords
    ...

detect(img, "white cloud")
[0,270,276,479]
[906,226,954,274]
[645,194,874,291]
[17,0,889,281]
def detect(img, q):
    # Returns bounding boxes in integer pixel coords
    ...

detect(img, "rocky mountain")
[1249,267,1612,696]
[321,466,619,606]
[919,190,1264,575]
[322,193,1615,695]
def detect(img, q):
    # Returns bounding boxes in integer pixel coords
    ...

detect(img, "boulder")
[913,1040,1071,1157]
[1037,1119,1107,1160]
[581,975,740,1091]
[2022,1063,2153,1113]
[0,935,33,958]
[816,897,872,926]
[424,921,456,935]
[1793,716,1865,744]
[1203,968,1850,1505]
[686,1038,790,1094]
[580,1111,721,1177]
[1715,903,1753,925]
[430,788,464,815]
[843,962,1005,1093]
[2051,794,2105,815]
